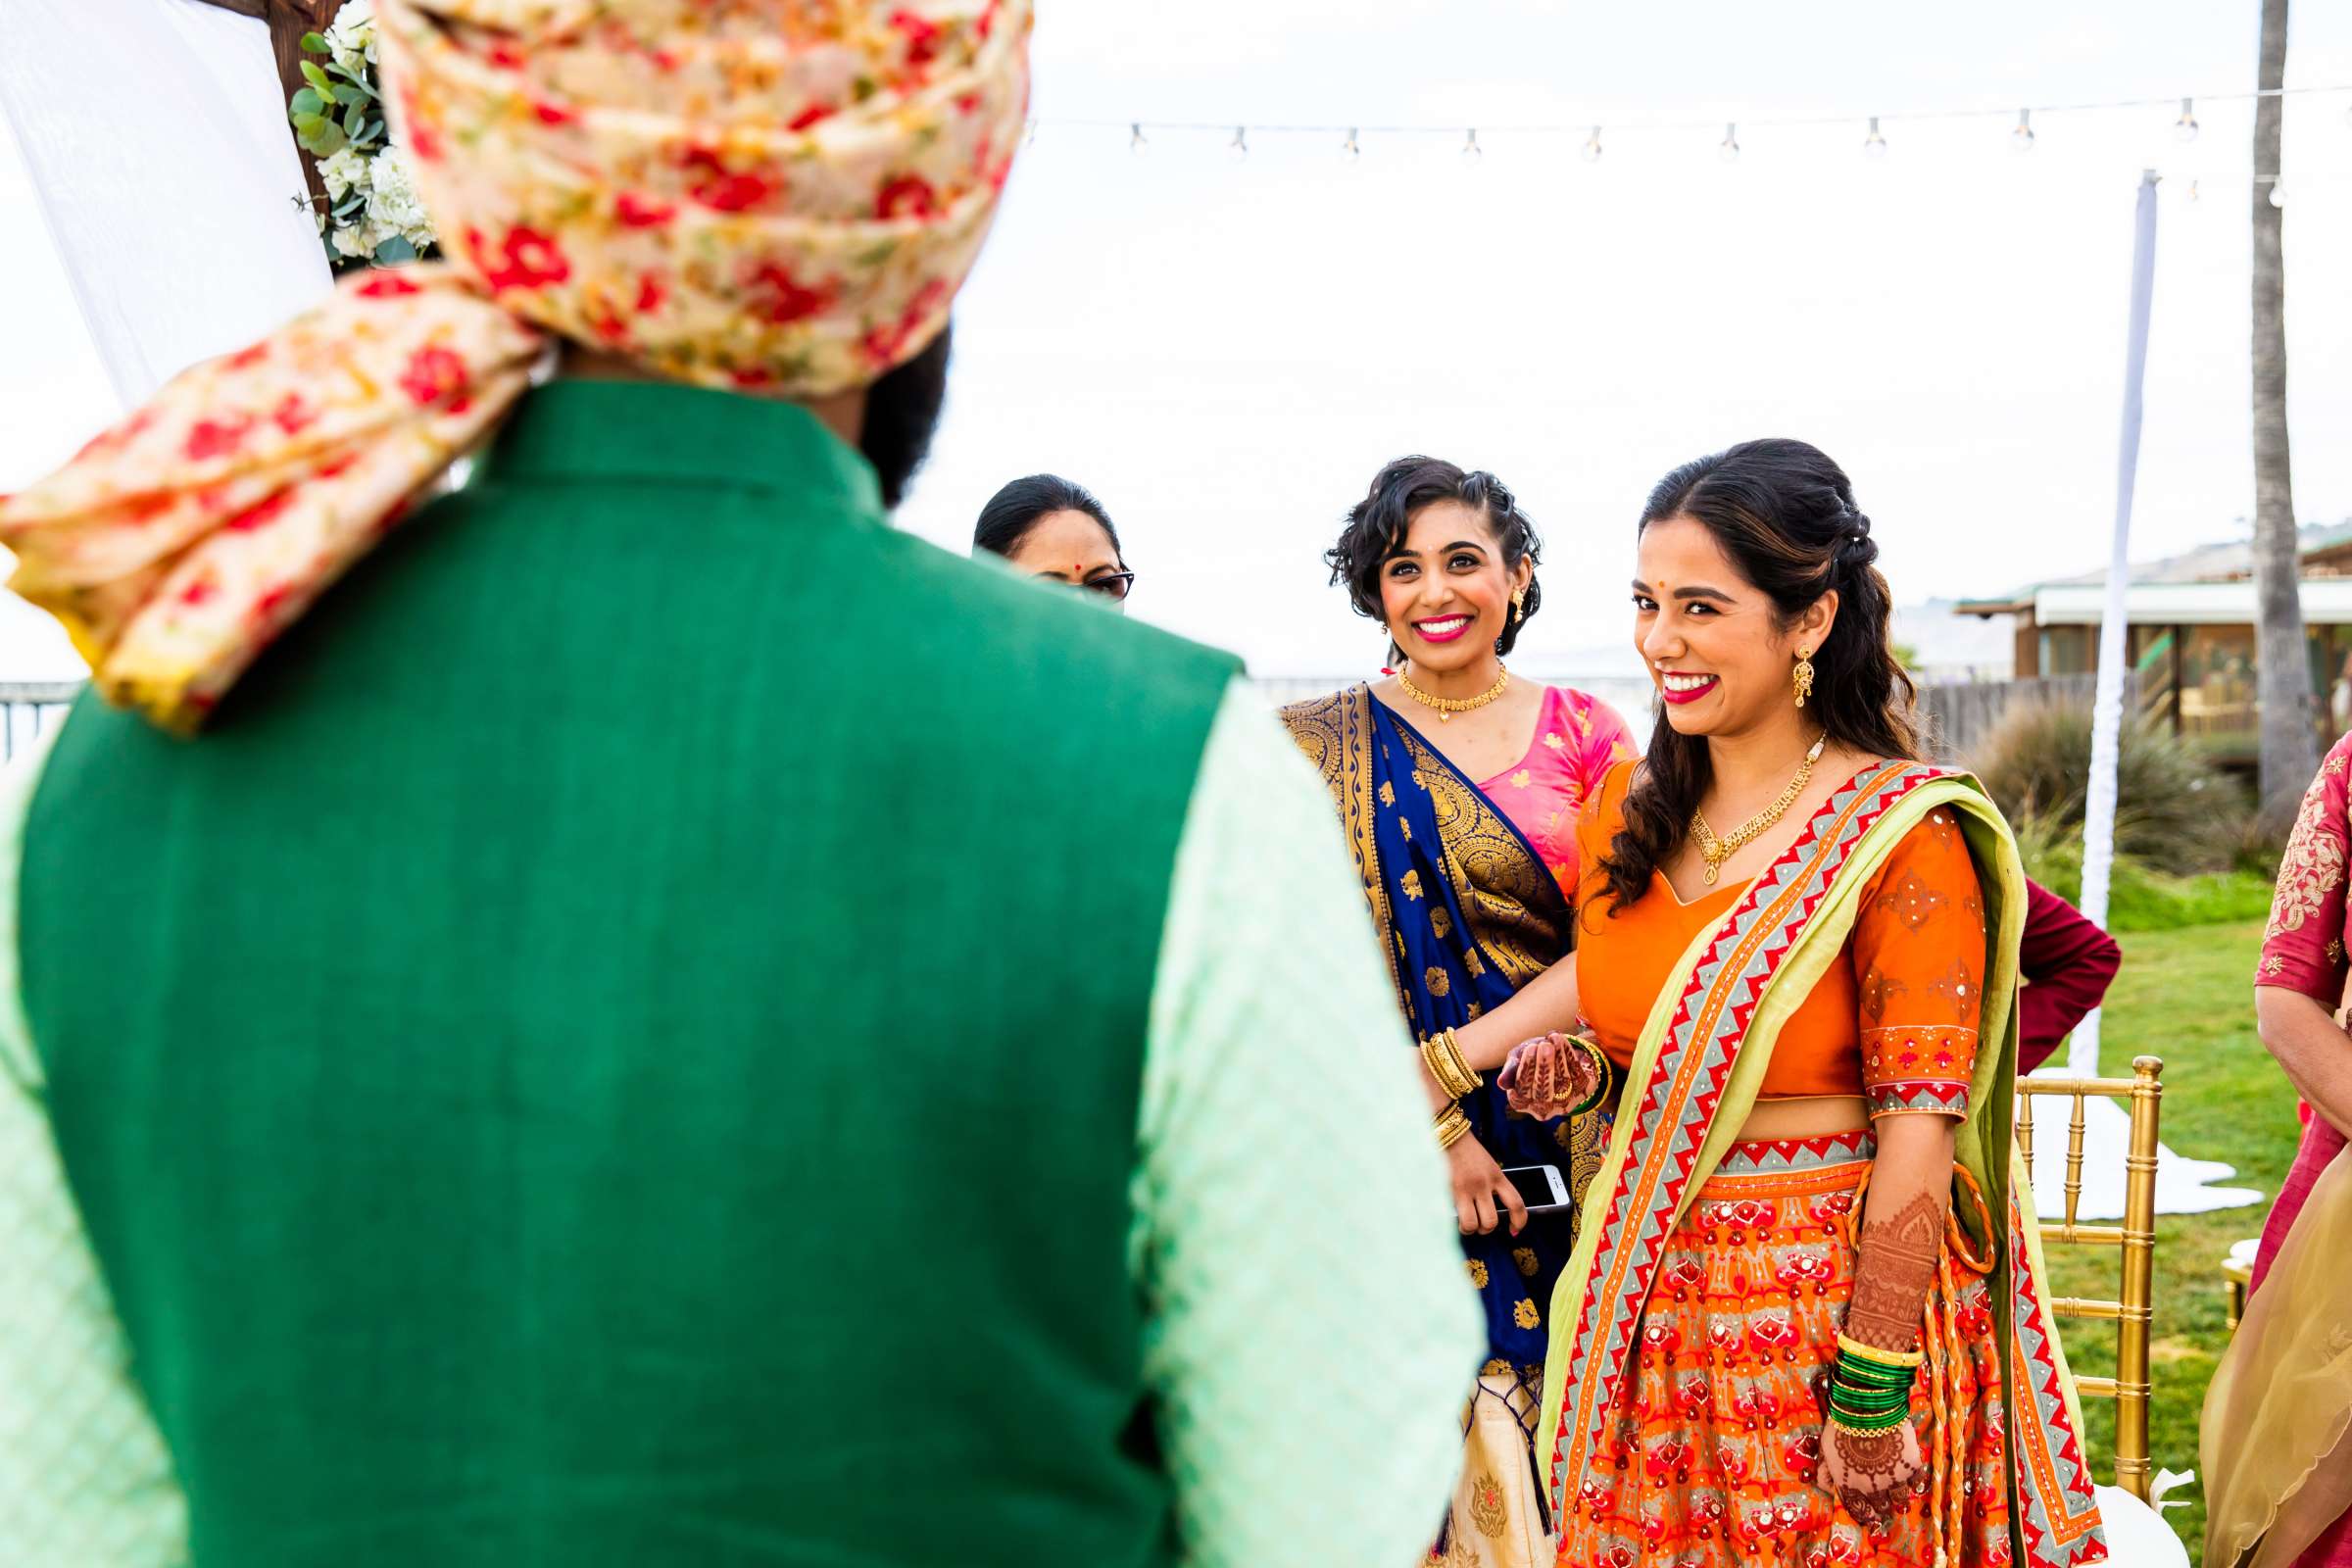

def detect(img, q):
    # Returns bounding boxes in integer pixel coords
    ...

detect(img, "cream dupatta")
[2203,1145,2352,1568]
[1536,760,2110,1568]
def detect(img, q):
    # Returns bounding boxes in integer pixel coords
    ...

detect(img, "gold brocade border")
[1389,720,1569,990]
[1280,687,1408,1013]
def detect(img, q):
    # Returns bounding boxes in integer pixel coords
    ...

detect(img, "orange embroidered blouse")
[1573,761,1987,1117]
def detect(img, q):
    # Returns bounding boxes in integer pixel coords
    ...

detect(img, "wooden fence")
[1914,673,2139,765]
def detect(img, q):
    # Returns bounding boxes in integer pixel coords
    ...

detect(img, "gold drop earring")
[1792,649,1816,709]
[1511,586,1527,623]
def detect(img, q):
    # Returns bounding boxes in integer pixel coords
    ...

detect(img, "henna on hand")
[1501,1033,1601,1120]
[1844,1187,1941,1351]
[1830,1424,1911,1531]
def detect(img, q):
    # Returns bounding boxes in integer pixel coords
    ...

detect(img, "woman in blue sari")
[1283,457,1633,1566]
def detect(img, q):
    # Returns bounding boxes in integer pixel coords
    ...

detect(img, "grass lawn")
[2034,918,2304,1565]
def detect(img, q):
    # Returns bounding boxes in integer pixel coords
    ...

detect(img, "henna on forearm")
[1843,1188,1942,1352]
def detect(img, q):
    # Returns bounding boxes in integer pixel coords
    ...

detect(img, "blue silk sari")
[1283,684,1610,1523]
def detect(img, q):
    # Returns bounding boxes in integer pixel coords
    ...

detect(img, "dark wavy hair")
[1323,457,1542,658]
[972,473,1124,563]
[1597,438,1917,914]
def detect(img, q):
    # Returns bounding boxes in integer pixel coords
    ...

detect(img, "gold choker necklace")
[1690,736,1827,884]
[1396,664,1508,723]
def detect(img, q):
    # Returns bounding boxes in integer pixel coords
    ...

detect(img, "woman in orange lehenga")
[1506,440,2107,1568]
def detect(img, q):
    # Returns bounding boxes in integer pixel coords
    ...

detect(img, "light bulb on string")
[1343,126,1360,161]
[1129,122,1147,154]
[1228,125,1248,161]
[1582,125,1603,163]
[2270,179,2286,210]
[1863,116,1887,160]
[2010,108,2035,154]
[1719,122,1740,163]
[2175,98,2199,143]
[1461,127,1482,160]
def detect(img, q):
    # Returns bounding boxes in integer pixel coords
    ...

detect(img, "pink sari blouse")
[1477,685,1638,901]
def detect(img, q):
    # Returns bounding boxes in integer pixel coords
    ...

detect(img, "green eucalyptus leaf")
[333,194,365,219]
[374,235,418,264]
[334,83,367,107]
[302,30,328,53]
[290,87,324,118]
[308,122,348,157]
[301,61,334,93]
[343,100,365,136]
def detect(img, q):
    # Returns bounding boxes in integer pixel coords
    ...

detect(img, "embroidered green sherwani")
[0,382,1481,1567]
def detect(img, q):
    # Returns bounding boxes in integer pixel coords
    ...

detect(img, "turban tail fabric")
[0,0,1031,733]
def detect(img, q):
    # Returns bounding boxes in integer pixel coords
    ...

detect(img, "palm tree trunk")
[2252,0,2316,831]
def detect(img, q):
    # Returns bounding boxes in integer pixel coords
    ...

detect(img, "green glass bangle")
[1831,1379,1913,1404]
[1834,1352,1916,1380]
[1833,1361,1917,1392]
[1825,1392,1900,1419]
[1828,1396,1911,1422]
[1828,1388,1912,1416]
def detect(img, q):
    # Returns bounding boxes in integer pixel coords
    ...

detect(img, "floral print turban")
[0,0,1030,734]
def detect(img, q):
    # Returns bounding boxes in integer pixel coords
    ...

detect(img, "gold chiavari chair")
[2014,1054,2163,1502]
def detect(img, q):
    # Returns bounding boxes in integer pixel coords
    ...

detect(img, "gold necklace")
[1690,736,1828,885]
[1396,663,1508,723]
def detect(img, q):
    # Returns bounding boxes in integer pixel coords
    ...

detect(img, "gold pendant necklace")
[1396,664,1508,723]
[1690,736,1827,885]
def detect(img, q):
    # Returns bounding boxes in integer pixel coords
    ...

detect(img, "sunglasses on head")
[1081,570,1137,603]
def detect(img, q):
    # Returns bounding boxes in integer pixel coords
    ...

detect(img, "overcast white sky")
[6,1,2351,682]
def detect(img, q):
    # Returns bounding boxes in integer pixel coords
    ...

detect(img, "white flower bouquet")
[287,2,438,268]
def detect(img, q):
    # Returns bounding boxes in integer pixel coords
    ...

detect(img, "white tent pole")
[2068,168,2161,1078]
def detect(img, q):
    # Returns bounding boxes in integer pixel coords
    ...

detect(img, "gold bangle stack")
[1434,1103,1474,1151]
[1421,1028,1482,1100]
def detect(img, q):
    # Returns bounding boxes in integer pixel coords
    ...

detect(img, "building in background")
[1957,521,2352,763]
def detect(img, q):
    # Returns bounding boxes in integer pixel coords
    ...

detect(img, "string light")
[1344,126,1360,160]
[2270,179,2287,209]
[2011,108,2035,153]
[1228,125,1248,160]
[1863,116,1887,159]
[1129,122,1147,153]
[1719,122,1740,162]
[1044,83,2350,154]
[2175,97,2199,143]
[1461,127,1482,159]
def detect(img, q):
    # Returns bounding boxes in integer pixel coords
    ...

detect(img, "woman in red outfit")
[2015,882,2123,1075]
[2202,734,2352,1568]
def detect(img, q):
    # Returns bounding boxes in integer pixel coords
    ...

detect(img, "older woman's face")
[1005,510,1130,607]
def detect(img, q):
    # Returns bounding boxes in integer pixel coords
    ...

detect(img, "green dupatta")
[1535,760,2109,1568]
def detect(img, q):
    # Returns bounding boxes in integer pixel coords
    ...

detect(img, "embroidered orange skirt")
[1555,1132,2012,1568]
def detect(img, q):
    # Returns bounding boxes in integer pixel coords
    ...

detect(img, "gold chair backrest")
[2013,1054,2163,1502]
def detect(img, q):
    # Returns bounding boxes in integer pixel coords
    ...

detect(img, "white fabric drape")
[0,0,329,416]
